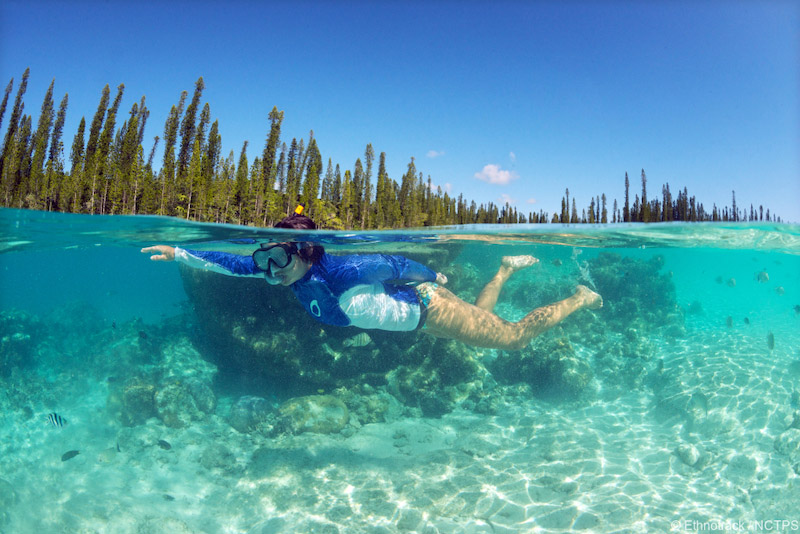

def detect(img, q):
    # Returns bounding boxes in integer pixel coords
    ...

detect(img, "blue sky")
[2,0,798,222]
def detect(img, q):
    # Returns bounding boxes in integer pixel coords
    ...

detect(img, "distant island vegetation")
[0,70,782,229]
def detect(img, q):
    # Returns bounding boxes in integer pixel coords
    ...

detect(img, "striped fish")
[343,332,372,348]
[47,412,67,427]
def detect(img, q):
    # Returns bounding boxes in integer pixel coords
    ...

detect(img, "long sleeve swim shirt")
[174,248,437,331]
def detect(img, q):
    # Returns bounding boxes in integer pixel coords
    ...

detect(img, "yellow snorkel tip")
[294,204,305,215]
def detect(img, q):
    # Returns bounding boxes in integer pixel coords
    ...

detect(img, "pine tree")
[160,91,185,214]
[177,77,204,178]
[28,79,55,208]
[63,117,86,211]
[0,68,30,184]
[44,93,69,210]
[83,85,110,178]
[623,172,630,222]
[640,169,649,222]
[0,78,14,145]
[601,193,607,223]
[92,83,124,214]
[362,143,374,228]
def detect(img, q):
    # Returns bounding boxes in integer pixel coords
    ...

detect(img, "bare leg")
[474,255,539,312]
[425,284,602,350]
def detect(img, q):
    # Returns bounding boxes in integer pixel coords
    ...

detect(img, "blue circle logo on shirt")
[310,299,321,317]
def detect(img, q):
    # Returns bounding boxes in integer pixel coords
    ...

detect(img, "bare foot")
[575,284,603,309]
[501,255,539,272]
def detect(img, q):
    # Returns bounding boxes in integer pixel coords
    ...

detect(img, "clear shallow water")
[1,208,799,533]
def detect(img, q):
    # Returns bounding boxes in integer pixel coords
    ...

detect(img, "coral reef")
[278,395,349,434]
[489,335,594,400]
[228,395,273,433]
[586,252,685,336]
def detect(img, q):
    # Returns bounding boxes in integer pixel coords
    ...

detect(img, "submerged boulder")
[228,395,274,433]
[279,395,349,434]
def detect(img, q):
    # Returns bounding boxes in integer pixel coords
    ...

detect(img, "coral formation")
[228,395,273,433]
[278,395,349,434]
[490,335,593,400]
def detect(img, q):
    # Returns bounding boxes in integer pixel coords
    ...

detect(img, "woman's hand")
[435,272,448,285]
[141,245,176,261]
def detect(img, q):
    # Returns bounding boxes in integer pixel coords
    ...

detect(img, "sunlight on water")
[1,207,799,533]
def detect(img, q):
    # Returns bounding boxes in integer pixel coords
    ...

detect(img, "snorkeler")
[141,213,602,350]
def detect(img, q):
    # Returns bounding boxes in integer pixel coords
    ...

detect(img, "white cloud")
[527,197,537,204]
[509,152,516,163]
[474,164,519,185]
[498,193,515,205]
[426,150,445,159]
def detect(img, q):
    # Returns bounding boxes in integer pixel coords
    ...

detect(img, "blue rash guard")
[174,247,437,331]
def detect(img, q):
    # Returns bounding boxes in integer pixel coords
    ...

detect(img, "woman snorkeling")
[141,212,602,350]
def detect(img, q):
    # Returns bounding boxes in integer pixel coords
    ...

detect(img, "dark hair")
[274,213,325,263]
[274,213,317,230]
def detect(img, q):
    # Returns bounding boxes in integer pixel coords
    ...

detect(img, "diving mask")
[252,242,299,284]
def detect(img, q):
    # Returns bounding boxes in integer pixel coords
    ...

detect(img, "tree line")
[0,69,781,229]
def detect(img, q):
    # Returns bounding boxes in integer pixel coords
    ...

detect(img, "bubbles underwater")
[1,208,800,533]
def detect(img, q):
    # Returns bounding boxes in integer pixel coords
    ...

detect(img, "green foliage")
[0,69,781,225]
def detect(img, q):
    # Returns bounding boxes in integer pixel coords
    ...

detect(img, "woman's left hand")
[435,272,448,285]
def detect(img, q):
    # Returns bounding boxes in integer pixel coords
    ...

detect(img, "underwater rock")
[184,377,216,414]
[228,395,274,433]
[120,382,157,426]
[154,382,204,428]
[490,336,593,400]
[386,339,486,417]
[200,443,237,472]
[675,443,702,468]
[279,395,349,434]
[774,429,800,462]
[334,384,403,425]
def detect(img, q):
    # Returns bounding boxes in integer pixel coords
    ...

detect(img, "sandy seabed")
[1,327,799,534]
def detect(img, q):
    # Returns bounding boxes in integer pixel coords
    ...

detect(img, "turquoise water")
[1,207,799,533]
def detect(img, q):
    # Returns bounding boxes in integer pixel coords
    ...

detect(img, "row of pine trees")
[0,70,780,228]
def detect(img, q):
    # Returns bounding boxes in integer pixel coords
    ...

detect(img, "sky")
[1,0,798,222]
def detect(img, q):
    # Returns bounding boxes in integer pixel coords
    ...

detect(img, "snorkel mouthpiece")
[264,269,282,285]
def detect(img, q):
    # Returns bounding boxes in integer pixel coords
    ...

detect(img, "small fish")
[157,439,172,450]
[116,442,121,453]
[744,317,750,325]
[138,330,148,340]
[47,413,67,427]
[163,494,175,501]
[775,286,785,296]
[715,276,723,284]
[551,259,563,267]
[794,305,800,315]
[112,321,117,329]
[343,332,372,348]
[767,332,775,351]
[727,278,736,288]
[61,450,80,462]
[726,316,733,328]
[756,271,769,283]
